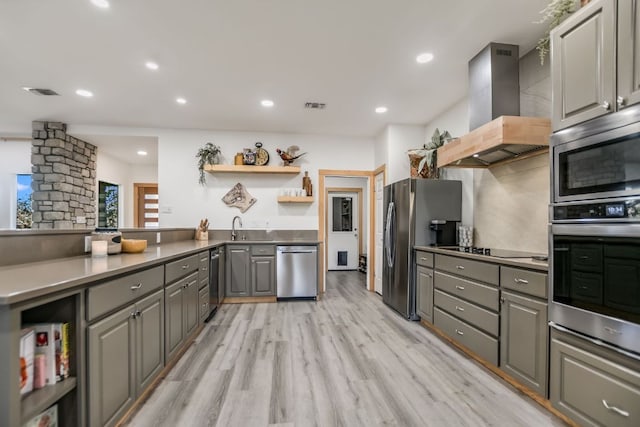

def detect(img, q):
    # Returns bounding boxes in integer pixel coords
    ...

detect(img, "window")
[332,197,353,232]
[98,181,119,228]
[16,174,32,229]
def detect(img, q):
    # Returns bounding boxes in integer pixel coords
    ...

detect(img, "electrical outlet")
[156,232,161,244]
[84,236,92,252]
[76,216,86,224]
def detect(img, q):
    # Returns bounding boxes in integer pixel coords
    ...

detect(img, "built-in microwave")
[552,105,640,204]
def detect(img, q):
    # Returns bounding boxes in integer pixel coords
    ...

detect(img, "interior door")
[374,172,384,294]
[327,192,359,270]
[134,183,159,228]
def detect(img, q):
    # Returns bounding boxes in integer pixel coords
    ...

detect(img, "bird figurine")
[276,145,307,166]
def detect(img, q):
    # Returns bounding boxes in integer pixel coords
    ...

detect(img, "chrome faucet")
[231,216,243,241]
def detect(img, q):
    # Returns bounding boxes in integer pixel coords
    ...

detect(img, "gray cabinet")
[416,265,434,323]
[551,0,640,130]
[135,290,164,395]
[550,326,640,426]
[164,272,198,362]
[251,255,276,296]
[226,245,251,297]
[500,290,548,397]
[227,244,276,297]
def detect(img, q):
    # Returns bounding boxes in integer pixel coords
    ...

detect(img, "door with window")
[327,192,359,270]
[134,183,159,228]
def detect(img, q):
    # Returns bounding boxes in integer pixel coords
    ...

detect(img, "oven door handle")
[551,223,640,238]
[549,322,640,362]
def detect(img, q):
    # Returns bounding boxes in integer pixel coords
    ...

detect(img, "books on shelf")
[26,323,70,388]
[19,328,35,395]
[23,403,58,427]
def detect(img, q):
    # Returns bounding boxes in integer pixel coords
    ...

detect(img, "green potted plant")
[536,0,579,65]
[196,142,221,185]
[408,128,453,179]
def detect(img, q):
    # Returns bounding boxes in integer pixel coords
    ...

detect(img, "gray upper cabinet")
[500,290,548,397]
[551,0,629,131]
[416,265,434,323]
[88,305,136,427]
[226,245,251,297]
[618,0,640,107]
[251,255,276,296]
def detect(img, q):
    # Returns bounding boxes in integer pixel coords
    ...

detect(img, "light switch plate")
[84,236,92,252]
[76,216,87,224]
[156,232,161,244]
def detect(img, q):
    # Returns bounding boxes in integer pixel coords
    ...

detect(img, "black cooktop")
[440,246,548,260]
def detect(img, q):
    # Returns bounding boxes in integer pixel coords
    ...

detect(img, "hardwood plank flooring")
[125,271,565,427]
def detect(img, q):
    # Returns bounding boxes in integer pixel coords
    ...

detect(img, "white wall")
[96,152,158,228]
[0,140,31,228]
[156,129,375,230]
[386,125,426,184]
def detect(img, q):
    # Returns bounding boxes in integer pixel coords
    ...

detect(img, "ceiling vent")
[304,102,326,109]
[23,88,60,96]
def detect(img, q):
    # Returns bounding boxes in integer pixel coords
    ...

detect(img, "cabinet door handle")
[514,278,529,285]
[617,96,626,107]
[427,273,433,278]
[455,265,465,270]
[455,329,464,336]
[602,400,629,417]
[500,296,505,304]
[202,267,207,271]
[182,264,190,269]
[579,255,589,260]
[130,283,142,290]
[455,285,465,291]
[455,306,465,312]
[602,101,611,111]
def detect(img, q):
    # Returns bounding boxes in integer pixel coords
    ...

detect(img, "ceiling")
[0,0,550,138]
[74,134,158,166]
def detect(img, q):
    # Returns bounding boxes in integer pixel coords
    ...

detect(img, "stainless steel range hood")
[437,42,551,169]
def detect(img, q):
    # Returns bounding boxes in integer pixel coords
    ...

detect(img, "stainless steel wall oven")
[550,105,640,356]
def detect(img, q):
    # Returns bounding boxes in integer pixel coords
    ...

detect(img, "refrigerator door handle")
[385,201,394,268]
[389,202,396,267]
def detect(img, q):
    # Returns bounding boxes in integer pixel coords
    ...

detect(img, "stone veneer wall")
[31,121,97,229]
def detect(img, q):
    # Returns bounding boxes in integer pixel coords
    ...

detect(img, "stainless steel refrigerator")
[383,178,462,319]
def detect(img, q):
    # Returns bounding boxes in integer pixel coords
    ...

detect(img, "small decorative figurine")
[302,171,312,196]
[276,145,306,166]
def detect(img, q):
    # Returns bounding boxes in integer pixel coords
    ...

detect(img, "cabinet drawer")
[550,328,640,427]
[434,307,498,365]
[87,266,164,321]
[199,285,209,323]
[434,289,498,336]
[501,266,548,299]
[416,250,434,268]
[434,271,499,311]
[435,254,499,285]
[165,254,199,283]
[251,245,275,256]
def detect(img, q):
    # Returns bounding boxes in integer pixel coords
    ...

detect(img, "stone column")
[31,121,97,229]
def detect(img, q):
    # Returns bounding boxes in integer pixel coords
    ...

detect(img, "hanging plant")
[535,0,578,65]
[196,142,221,185]
[407,128,453,179]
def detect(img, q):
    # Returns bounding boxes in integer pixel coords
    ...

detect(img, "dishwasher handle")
[279,250,316,254]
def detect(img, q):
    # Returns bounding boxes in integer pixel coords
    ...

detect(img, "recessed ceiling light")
[416,52,434,64]
[176,97,187,105]
[76,89,93,98]
[22,86,32,92]
[375,106,388,114]
[137,150,148,156]
[261,99,274,107]
[145,61,159,70]
[91,0,110,9]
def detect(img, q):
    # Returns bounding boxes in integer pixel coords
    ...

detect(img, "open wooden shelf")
[21,377,77,423]
[277,196,314,203]
[204,164,301,174]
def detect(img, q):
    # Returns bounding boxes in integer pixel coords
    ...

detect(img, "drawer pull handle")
[514,278,529,285]
[455,285,465,291]
[579,256,589,260]
[455,329,464,336]
[131,283,142,290]
[182,264,190,269]
[202,267,207,270]
[455,306,464,312]
[602,400,629,417]
[455,265,465,270]
[604,326,622,335]
[420,257,428,261]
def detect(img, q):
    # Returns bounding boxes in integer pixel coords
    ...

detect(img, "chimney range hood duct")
[468,42,520,130]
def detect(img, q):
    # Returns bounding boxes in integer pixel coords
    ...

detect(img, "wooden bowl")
[121,239,147,253]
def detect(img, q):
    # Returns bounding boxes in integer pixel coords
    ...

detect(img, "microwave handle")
[549,322,640,362]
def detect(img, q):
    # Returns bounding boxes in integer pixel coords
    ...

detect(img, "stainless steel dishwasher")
[276,245,318,299]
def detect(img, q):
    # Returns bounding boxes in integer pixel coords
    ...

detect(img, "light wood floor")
[126,271,565,427]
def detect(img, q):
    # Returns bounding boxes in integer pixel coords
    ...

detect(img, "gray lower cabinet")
[165,272,198,362]
[500,290,548,397]
[550,326,640,426]
[88,289,164,427]
[226,245,251,297]
[416,265,434,323]
[251,255,276,296]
